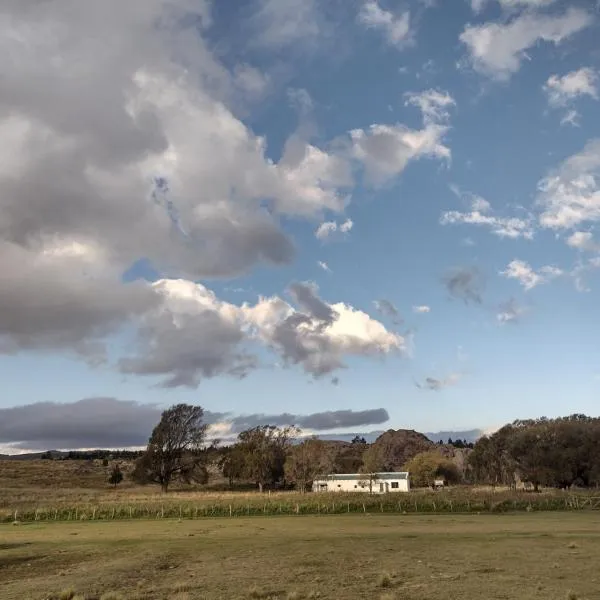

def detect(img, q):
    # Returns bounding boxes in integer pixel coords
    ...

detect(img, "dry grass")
[1,513,600,599]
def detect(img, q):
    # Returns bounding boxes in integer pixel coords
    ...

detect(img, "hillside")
[372,428,436,470]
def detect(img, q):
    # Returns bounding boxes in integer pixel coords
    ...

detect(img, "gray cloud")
[288,282,337,323]
[373,299,402,324]
[228,408,390,432]
[0,398,164,450]
[0,0,404,386]
[0,242,159,358]
[496,298,525,324]
[443,266,484,304]
[0,398,388,451]
[119,309,255,388]
[415,373,461,391]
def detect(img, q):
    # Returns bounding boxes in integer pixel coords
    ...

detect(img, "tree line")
[107,405,600,493]
[468,415,600,491]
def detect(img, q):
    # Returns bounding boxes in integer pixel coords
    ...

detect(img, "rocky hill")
[372,429,436,470]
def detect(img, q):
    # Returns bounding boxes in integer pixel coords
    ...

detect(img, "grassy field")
[2,513,600,600]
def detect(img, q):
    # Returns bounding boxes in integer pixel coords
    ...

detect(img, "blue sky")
[1,0,600,451]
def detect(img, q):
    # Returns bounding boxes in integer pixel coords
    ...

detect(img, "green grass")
[2,513,600,599]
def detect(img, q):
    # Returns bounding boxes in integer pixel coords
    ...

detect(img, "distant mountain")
[0,429,485,460]
[425,429,483,444]
[315,428,484,445]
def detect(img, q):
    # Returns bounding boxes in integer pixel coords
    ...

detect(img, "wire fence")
[4,493,600,523]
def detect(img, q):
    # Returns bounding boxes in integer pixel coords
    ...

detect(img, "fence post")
[229,505,232,517]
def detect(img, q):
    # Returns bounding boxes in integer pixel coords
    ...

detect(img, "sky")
[1,0,600,453]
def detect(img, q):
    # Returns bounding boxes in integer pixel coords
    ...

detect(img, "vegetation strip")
[4,492,600,523]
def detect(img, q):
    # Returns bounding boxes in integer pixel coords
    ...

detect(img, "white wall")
[313,477,410,493]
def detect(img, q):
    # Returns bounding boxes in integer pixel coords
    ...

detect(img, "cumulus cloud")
[315,218,354,240]
[349,89,454,185]
[460,8,592,80]
[443,266,485,304]
[358,1,412,48]
[119,279,405,386]
[500,259,563,290]
[566,231,600,252]
[544,67,598,107]
[0,241,159,358]
[415,373,461,391]
[0,0,422,384]
[441,187,535,239]
[0,398,389,451]
[537,139,600,230]
[413,305,431,313]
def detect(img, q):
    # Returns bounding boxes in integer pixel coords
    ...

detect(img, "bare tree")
[285,437,333,493]
[132,404,208,493]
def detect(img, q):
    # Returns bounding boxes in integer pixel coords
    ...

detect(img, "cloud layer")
[0,398,390,451]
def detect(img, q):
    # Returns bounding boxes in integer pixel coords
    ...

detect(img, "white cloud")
[413,305,431,313]
[118,279,405,386]
[500,259,563,290]
[358,1,412,48]
[566,231,600,252]
[317,260,332,272]
[315,218,353,240]
[537,139,600,230]
[405,90,455,124]
[349,89,454,185]
[460,8,592,80]
[544,67,598,107]
[441,188,535,239]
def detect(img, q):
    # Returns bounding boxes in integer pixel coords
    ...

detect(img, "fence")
[4,493,600,523]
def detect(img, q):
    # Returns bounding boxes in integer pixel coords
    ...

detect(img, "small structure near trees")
[312,472,410,493]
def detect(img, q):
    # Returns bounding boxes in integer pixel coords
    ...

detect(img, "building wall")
[312,477,410,493]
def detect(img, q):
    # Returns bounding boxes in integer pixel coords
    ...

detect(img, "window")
[337,484,341,488]
[354,485,357,489]
[391,482,399,489]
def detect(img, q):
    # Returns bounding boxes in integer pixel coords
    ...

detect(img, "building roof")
[318,472,408,481]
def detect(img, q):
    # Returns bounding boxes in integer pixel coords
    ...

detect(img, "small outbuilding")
[312,472,410,494]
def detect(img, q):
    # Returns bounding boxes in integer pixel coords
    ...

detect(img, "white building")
[312,472,410,494]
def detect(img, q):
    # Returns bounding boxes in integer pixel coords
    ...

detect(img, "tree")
[132,404,208,493]
[285,437,333,493]
[236,425,297,492]
[351,435,367,445]
[219,446,247,488]
[404,450,461,488]
[108,463,123,487]
[359,444,385,494]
